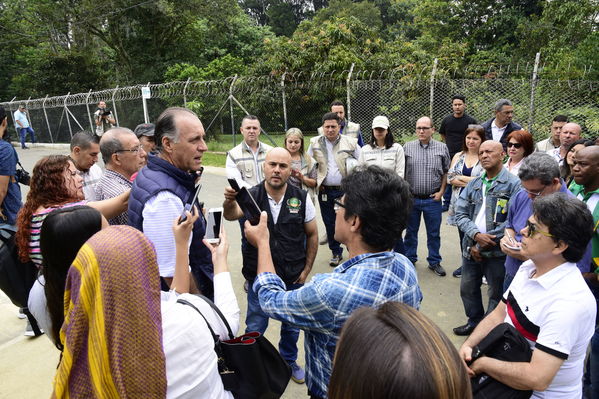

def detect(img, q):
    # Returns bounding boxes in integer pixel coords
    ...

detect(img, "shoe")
[17,307,27,319]
[243,280,249,293]
[482,276,488,285]
[442,206,449,212]
[428,263,446,277]
[329,254,342,267]
[319,234,328,245]
[453,323,476,336]
[452,267,462,278]
[290,362,305,384]
[22,146,29,149]
[24,321,44,337]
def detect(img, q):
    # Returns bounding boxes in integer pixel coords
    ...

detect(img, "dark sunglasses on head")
[507,142,522,148]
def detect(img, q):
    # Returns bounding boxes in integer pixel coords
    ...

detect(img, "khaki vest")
[317,120,361,140]
[309,135,358,187]
[227,141,274,186]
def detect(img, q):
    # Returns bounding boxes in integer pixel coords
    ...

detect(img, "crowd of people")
[0,95,598,398]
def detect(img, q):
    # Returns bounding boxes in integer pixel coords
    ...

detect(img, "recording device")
[179,183,202,224]
[205,207,223,244]
[228,178,262,225]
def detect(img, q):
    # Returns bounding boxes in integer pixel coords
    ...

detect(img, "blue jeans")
[246,279,302,365]
[503,272,515,293]
[442,184,452,209]
[404,197,442,265]
[460,256,505,326]
[18,127,35,148]
[393,236,405,255]
[318,188,343,257]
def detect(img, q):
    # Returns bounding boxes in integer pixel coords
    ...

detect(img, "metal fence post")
[8,97,16,138]
[430,58,438,121]
[346,63,355,121]
[85,89,94,133]
[229,75,238,147]
[25,97,33,132]
[64,92,73,138]
[183,77,191,107]
[528,52,541,133]
[111,86,120,126]
[281,72,288,131]
[42,95,54,143]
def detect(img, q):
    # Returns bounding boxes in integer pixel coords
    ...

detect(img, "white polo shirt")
[503,260,596,398]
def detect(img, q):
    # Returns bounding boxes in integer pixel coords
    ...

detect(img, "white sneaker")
[24,321,44,337]
[482,276,488,285]
[17,308,27,319]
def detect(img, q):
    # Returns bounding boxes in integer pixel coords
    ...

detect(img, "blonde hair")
[284,128,305,155]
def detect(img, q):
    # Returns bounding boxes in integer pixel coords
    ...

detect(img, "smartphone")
[179,183,202,224]
[228,178,241,192]
[205,207,223,244]
[236,187,262,225]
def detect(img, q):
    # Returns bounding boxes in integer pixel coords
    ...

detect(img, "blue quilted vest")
[129,154,213,297]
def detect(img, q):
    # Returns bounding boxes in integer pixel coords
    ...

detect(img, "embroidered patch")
[287,197,301,214]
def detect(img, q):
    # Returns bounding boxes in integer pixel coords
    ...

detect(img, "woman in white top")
[359,115,406,253]
[504,130,534,176]
[285,128,317,203]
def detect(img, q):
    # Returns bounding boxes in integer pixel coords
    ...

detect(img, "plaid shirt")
[254,251,422,398]
[95,169,132,225]
[404,139,450,196]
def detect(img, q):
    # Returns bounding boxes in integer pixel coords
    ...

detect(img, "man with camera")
[94,101,116,137]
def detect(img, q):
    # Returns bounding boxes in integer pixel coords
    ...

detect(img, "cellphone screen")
[205,208,223,243]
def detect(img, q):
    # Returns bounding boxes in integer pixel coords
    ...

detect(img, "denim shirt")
[455,167,521,259]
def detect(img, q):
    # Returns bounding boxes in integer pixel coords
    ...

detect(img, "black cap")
[134,123,155,138]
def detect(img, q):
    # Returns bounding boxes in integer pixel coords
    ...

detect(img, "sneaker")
[24,321,44,337]
[428,263,446,277]
[319,234,328,245]
[17,308,27,319]
[452,267,462,278]
[290,363,305,384]
[329,254,343,267]
[482,276,488,285]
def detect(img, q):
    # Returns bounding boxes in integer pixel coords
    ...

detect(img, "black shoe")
[329,254,343,267]
[453,323,476,336]
[452,267,462,278]
[428,263,446,276]
[22,146,29,149]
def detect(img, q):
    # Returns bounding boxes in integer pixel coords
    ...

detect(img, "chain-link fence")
[2,59,598,145]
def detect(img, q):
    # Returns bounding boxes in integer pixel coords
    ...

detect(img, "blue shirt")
[254,251,422,398]
[505,183,591,276]
[0,140,22,225]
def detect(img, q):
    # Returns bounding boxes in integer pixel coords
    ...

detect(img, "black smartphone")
[179,183,202,224]
[227,178,261,225]
[205,207,223,244]
[228,178,241,192]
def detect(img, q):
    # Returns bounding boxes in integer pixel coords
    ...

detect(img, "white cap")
[372,115,390,129]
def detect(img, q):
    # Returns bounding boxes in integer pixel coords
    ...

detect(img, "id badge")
[493,198,508,224]
[321,193,327,202]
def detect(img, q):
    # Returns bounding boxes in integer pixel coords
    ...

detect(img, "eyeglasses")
[523,185,547,198]
[523,220,554,238]
[507,142,522,148]
[333,199,346,212]
[115,146,142,154]
[416,127,432,131]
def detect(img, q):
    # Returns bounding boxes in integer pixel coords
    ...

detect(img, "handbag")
[15,161,30,186]
[470,322,533,399]
[177,296,291,399]
[0,225,38,309]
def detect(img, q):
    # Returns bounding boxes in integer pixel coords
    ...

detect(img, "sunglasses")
[523,220,553,238]
[507,142,522,148]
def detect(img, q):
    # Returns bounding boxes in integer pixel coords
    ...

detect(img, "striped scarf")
[52,225,166,398]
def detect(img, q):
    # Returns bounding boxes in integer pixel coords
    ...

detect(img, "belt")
[322,185,342,191]
[413,193,434,199]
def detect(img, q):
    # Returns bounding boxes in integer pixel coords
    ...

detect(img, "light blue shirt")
[13,110,29,129]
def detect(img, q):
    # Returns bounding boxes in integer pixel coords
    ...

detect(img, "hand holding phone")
[179,184,202,224]
[205,207,223,244]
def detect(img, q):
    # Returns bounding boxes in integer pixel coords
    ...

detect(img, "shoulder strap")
[178,296,235,340]
[176,298,220,343]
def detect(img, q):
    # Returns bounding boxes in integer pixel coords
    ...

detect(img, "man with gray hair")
[499,152,591,290]
[551,122,582,166]
[128,107,214,297]
[96,128,146,224]
[481,99,522,149]
[69,131,102,201]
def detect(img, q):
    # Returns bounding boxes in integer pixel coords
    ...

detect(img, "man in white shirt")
[13,105,35,149]
[69,131,103,201]
[550,122,582,166]
[128,107,214,297]
[481,99,522,150]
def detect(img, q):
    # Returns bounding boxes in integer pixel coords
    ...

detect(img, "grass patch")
[206,133,318,153]
[202,151,227,168]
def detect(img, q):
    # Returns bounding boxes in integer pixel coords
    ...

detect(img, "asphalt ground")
[0,144,480,398]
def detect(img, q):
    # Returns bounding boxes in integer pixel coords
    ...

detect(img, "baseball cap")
[134,123,155,138]
[372,115,390,130]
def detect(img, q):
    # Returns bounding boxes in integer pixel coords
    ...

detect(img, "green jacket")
[570,182,599,270]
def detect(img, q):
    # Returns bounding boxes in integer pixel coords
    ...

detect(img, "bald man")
[453,140,521,335]
[552,122,582,165]
[404,116,451,276]
[223,147,318,383]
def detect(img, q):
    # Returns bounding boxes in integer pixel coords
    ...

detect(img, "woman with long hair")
[284,128,317,203]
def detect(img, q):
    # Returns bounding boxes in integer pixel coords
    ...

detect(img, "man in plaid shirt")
[245,165,423,399]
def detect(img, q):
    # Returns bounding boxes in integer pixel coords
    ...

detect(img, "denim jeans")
[318,188,343,257]
[246,279,303,364]
[18,127,35,148]
[503,272,515,293]
[393,236,405,255]
[460,256,505,326]
[404,197,442,265]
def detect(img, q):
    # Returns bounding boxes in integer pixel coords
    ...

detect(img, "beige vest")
[227,141,274,186]
[317,120,361,140]
[309,135,358,187]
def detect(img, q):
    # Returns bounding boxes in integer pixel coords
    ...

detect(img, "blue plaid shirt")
[254,251,423,398]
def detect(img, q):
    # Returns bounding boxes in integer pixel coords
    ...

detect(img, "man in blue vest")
[128,107,213,297]
[223,147,318,384]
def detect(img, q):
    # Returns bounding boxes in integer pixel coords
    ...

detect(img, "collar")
[147,153,196,191]
[104,168,132,186]
[335,251,395,273]
[322,134,341,147]
[491,119,507,130]
[524,260,578,290]
[242,140,264,154]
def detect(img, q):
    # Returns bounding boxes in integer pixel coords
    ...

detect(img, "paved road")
[0,144,478,398]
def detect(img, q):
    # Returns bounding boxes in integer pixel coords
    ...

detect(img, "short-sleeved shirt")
[81,163,103,201]
[439,113,477,156]
[503,260,596,398]
[95,169,132,225]
[404,139,450,196]
[13,110,30,129]
[0,140,22,225]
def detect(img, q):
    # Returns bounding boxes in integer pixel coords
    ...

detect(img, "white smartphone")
[205,207,223,244]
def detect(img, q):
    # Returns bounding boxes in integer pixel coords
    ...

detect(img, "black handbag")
[470,322,533,399]
[0,225,37,309]
[15,161,30,186]
[177,296,291,399]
